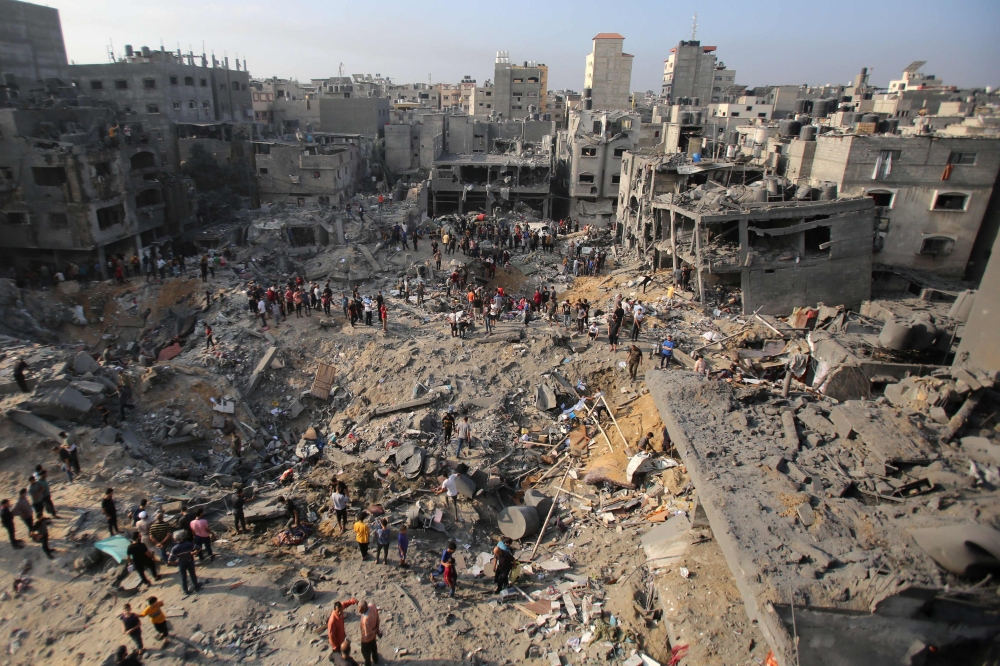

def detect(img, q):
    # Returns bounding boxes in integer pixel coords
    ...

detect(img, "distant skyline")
[42,0,1000,92]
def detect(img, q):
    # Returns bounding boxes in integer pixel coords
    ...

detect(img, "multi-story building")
[459,76,477,114]
[69,46,253,170]
[557,109,640,226]
[492,52,548,120]
[438,83,462,112]
[252,133,369,206]
[388,83,440,109]
[544,91,568,128]
[662,40,720,103]
[710,96,774,121]
[470,81,495,116]
[0,0,68,84]
[583,33,633,111]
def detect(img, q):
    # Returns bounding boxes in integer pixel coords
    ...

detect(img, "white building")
[584,33,633,111]
[711,96,773,120]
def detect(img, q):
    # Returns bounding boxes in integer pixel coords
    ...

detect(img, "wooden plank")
[310,362,336,400]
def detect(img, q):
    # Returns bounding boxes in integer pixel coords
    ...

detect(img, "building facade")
[0,0,68,85]
[253,134,368,206]
[583,33,633,111]
[493,52,548,120]
[662,41,718,103]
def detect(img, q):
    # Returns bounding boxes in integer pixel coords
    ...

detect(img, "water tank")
[786,120,802,137]
[753,127,769,144]
[840,95,851,103]
[680,112,693,124]
[778,120,792,136]
[862,113,880,124]
[799,125,817,141]
[794,183,813,200]
[852,112,865,124]
[725,144,737,158]
[141,46,151,57]
[584,99,592,110]
[582,88,592,99]
[818,182,838,200]
[125,45,134,57]
[766,178,781,196]
[753,186,768,202]
[727,130,740,145]
[794,99,808,114]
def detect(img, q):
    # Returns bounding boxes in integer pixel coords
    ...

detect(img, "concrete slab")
[245,346,278,397]
[73,351,100,375]
[23,386,92,419]
[7,410,65,440]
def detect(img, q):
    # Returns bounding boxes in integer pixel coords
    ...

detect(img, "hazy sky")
[46,0,1000,92]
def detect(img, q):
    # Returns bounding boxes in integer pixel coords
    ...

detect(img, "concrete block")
[245,346,278,397]
[97,427,120,446]
[535,383,557,411]
[50,362,69,376]
[928,406,949,424]
[797,503,816,527]
[786,462,811,484]
[71,380,106,395]
[828,407,855,440]
[73,351,100,375]
[23,386,92,419]
[767,455,788,473]
[289,399,305,418]
[213,399,236,414]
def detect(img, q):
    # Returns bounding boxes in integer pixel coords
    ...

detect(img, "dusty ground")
[0,203,775,666]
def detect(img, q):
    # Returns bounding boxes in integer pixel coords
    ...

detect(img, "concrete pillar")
[134,233,143,259]
[97,245,108,280]
[543,195,550,220]
[694,219,705,304]
[670,206,678,271]
[335,217,345,244]
[458,193,464,215]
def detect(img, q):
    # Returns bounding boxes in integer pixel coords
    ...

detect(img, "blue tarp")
[93,535,131,563]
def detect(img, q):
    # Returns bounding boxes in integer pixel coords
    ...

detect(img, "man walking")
[435,471,461,520]
[1,499,23,548]
[126,531,160,585]
[167,529,202,595]
[190,508,215,562]
[353,511,370,560]
[13,489,33,534]
[659,335,675,369]
[233,488,248,534]
[493,536,514,593]
[205,323,216,350]
[627,344,643,381]
[102,487,119,535]
[330,483,349,534]
[358,601,381,666]
[455,416,472,457]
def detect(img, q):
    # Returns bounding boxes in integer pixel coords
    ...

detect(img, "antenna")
[339,62,345,79]
[691,12,698,40]
[107,38,115,63]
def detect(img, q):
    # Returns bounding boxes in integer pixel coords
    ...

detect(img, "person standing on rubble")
[379,301,388,332]
[416,280,424,306]
[126,531,160,585]
[257,297,268,328]
[168,530,203,595]
[373,518,392,565]
[149,511,172,562]
[13,489,33,535]
[363,297,373,326]
[200,255,209,282]
[101,488,118,536]
[204,323,216,350]
[357,601,381,666]
[436,470,461,520]
[190,509,215,562]
[326,599,359,658]
[659,334,675,369]
[232,487,248,534]
[397,524,409,567]
[1,499,23,549]
[627,344,643,381]
[330,482,350,534]
[493,536,514,593]
[631,302,644,342]
[353,511,371,560]
[455,416,472,457]
[608,300,624,352]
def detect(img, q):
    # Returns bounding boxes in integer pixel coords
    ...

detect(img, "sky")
[44,0,1000,92]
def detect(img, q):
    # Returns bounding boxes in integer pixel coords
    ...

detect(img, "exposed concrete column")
[97,244,108,280]
[458,193,463,215]
[694,217,705,304]
[543,194,550,220]
[134,233,143,258]
[670,201,678,271]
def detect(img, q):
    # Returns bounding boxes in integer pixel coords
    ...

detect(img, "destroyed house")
[253,136,362,206]
[654,188,875,315]
[429,151,553,217]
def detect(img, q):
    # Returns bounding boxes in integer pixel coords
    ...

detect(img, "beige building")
[584,33,633,111]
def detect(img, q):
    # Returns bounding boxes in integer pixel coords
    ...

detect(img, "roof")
[622,53,634,58]
[593,33,625,40]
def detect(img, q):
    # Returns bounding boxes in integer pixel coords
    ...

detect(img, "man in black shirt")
[279,496,300,529]
[126,531,160,585]
[233,488,248,533]
[13,359,30,393]
[102,488,118,535]
[179,506,198,540]
[1,499,23,548]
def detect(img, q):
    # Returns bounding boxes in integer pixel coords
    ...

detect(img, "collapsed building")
[252,133,373,206]
[429,149,553,217]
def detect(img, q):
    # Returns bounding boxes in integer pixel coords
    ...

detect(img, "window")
[94,161,111,177]
[146,104,159,114]
[730,112,740,117]
[313,171,321,179]
[90,80,102,90]
[758,113,767,118]
[593,121,602,134]
[203,101,210,109]
[232,82,240,91]
[613,148,626,158]
[948,152,977,166]
[919,236,955,255]
[1,211,28,225]
[154,130,163,141]
[48,212,68,227]
[220,83,226,90]
[115,79,128,90]
[485,91,492,96]
[512,78,523,84]
[578,174,595,183]
[180,76,193,86]
[932,193,968,211]
[622,119,632,129]
[872,150,900,180]
[868,191,894,207]
[170,75,178,85]
[32,167,67,186]
[173,101,181,110]
[486,104,491,109]
[129,152,156,170]
[96,203,125,230]
[611,175,621,184]
[200,78,207,87]
[143,78,156,89]
[581,147,597,157]
[259,168,268,175]
[189,100,196,109]
[135,189,161,207]
[654,130,661,138]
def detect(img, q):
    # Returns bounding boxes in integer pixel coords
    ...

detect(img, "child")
[441,554,457,598]
[397,524,409,568]
[374,518,391,565]
[353,511,370,561]
[139,596,170,644]
[588,323,599,341]
[120,603,143,655]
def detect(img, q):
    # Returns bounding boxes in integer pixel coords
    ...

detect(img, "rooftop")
[593,32,625,40]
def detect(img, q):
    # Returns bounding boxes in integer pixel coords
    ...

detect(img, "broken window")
[173,101,181,110]
[259,168,268,175]
[948,152,977,165]
[933,193,968,211]
[1,211,28,225]
[90,80,102,90]
[32,167,67,186]
[867,190,894,207]
[592,121,602,134]
[48,212,68,227]
[143,78,156,89]
[622,119,633,130]
[96,203,126,230]
[578,173,595,184]
[611,175,621,184]
[872,150,900,180]
[613,148,626,158]
[919,236,955,255]
[146,104,159,114]
[581,147,597,157]
[115,79,128,90]
[804,225,832,256]
[135,188,161,207]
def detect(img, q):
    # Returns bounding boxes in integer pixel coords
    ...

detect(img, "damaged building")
[557,109,640,226]
[253,133,372,206]
[429,148,553,217]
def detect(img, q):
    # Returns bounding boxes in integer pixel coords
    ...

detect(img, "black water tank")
[799,125,817,141]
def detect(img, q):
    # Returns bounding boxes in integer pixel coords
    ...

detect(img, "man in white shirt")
[631,301,645,342]
[455,416,472,457]
[330,483,349,533]
[435,472,460,520]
